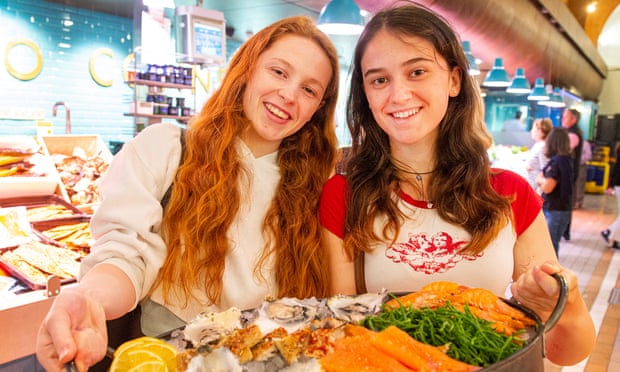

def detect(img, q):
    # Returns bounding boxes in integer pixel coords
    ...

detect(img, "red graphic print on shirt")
[385,231,480,274]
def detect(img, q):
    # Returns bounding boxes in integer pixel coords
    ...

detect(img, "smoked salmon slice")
[372,326,480,372]
[320,333,412,372]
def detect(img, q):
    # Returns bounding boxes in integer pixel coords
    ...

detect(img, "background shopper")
[537,128,574,256]
[525,117,553,192]
[601,143,620,249]
[501,110,526,132]
[36,16,340,372]
[319,2,594,367]
[561,107,583,239]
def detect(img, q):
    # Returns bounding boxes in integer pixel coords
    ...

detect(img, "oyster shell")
[184,307,242,347]
[254,297,324,334]
[327,290,388,323]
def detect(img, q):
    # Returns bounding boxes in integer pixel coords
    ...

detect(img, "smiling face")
[241,34,332,156]
[360,30,461,151]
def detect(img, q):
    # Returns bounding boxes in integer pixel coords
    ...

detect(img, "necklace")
[395,168,436,209]
[397,168,437,177]
[415,174,434,209]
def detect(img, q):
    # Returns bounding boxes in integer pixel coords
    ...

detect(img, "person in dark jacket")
[561,108,583,240]
[537,128,573,256]
[601,143,620,249]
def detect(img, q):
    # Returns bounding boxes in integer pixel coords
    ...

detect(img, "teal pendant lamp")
[317,0,364,35]
[482,58,511,87]
[539,87,566,108]
[462,41,480,76]
[506,67,531,94]
[527,78,549,101]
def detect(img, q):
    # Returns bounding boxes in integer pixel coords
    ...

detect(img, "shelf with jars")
[124,49,197,132]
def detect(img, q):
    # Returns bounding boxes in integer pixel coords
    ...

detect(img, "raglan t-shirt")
[318,169,541,296]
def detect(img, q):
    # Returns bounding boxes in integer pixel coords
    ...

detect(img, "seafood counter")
[0,134,109,293]
[111,281,553,372]
[0,134,111,366]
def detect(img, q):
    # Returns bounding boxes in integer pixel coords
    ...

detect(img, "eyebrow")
[363,57,432,78]
[272,57,327,92]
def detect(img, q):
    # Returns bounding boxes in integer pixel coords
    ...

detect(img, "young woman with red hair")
[36,15,340,371]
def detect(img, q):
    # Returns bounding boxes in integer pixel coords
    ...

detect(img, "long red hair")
[157,16,340,307]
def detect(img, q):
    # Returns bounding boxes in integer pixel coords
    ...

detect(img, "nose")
[277,83,297,103]
[389,78,414,104]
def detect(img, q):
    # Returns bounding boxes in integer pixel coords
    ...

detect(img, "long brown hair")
[158,16,339,306]
[544,128,571,158]
[344,2,512,258]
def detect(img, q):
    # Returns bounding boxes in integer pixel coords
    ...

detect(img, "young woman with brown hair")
[36,15,340,371]
[319,2,594,366]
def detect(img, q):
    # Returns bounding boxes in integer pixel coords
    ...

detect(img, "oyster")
[327,290,388,323]
[254,297,324,334]
[183,307,242,347]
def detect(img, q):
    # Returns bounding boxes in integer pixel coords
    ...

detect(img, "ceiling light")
[539,87,566,108]
[506,67,531,94]
[482,58,511,87]
[317,0,364,35]
[143,0,175,8]
[527,78,550,101]
[462,41,480,76]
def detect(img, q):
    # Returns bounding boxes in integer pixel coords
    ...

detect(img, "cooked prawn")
[385,282,534,336]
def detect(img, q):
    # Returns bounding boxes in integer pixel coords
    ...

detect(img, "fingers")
[73,299,108,369]
[35,301,78,372]
[35,291,108,371]
[532,265,560,297]
[36,324,69,372]
[511,263,578,319]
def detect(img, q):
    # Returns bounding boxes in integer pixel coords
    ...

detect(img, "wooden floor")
[544,192,620,372]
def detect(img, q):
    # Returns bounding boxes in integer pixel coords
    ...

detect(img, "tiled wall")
[0,0,136,145]
[0,1,248,148]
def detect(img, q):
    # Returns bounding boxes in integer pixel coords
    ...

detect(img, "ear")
[448,66,462,97]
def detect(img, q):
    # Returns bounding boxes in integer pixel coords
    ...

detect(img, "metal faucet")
[52,101,71,134]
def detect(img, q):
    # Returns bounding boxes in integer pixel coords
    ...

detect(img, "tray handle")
[544,272,568,332]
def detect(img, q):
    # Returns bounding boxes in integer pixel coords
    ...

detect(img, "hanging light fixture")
[482,58,511,87]
[539,87,566,108]
[462,41,480,76]
[506,67,531,94]
[317,0,365,35]
[527,78,549,101]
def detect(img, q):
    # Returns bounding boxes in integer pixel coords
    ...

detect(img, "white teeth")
[392,108,419,119]
[265,103,289,120]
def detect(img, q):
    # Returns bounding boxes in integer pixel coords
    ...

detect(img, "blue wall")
[0,1,250,147]
[0,0,136,144]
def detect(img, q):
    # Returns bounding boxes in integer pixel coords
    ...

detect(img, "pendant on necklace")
[416,175,422,182]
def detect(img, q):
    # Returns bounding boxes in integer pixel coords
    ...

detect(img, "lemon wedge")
[110,336,177,372]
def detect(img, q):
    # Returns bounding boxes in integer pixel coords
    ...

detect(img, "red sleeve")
[490,169,542,236]
[319,174,347,239]
[320,170,540,239]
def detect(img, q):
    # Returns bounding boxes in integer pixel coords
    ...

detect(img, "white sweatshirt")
[82,123,280,335]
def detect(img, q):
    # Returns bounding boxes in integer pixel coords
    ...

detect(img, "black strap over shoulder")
[160,127,186,209]
[354,252,367,294]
